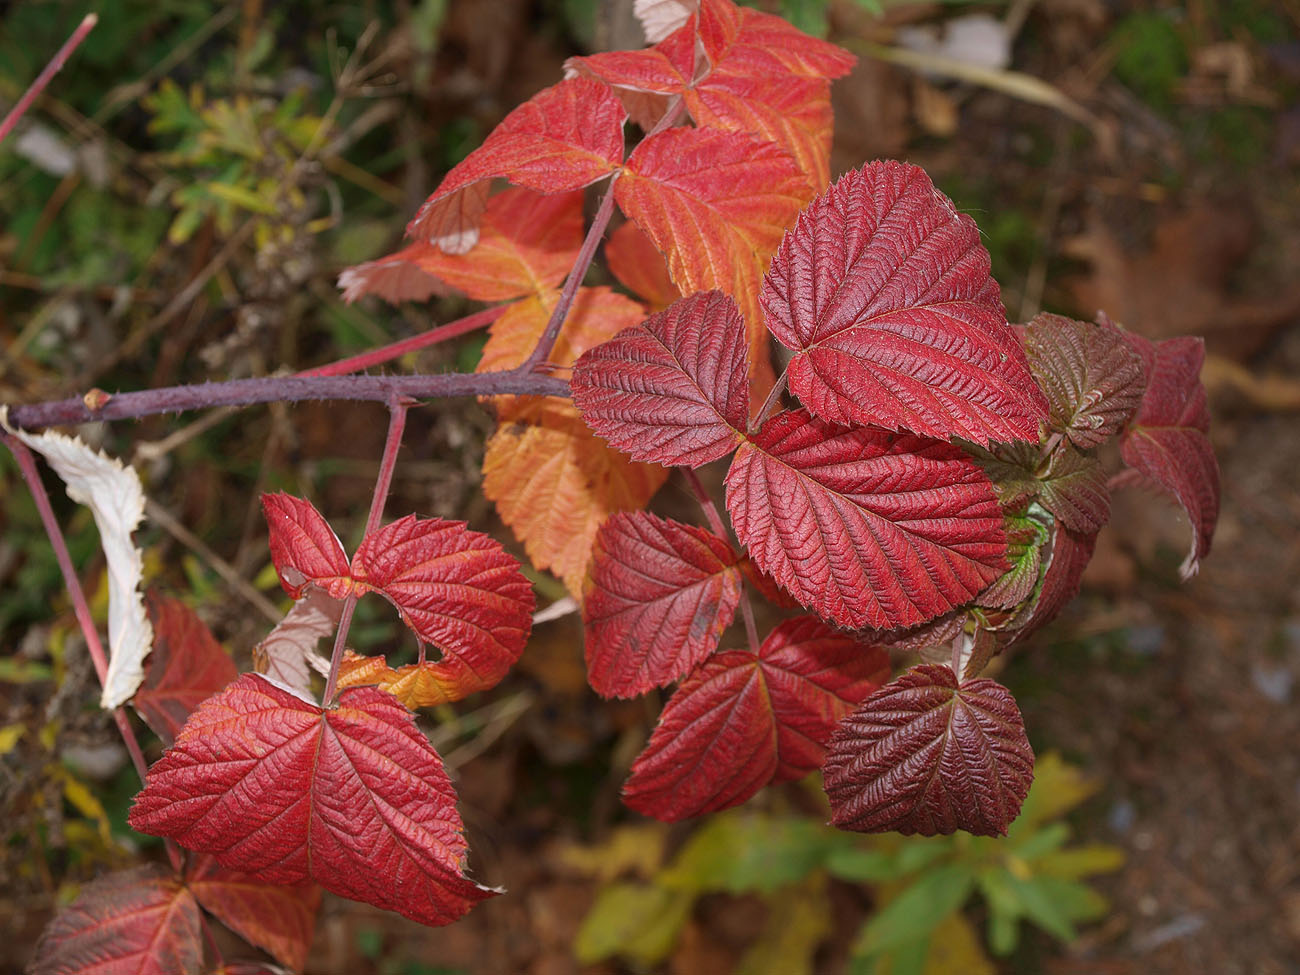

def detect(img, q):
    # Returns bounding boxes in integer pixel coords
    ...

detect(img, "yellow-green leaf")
[574,882,693,967]
[736,875,832,975]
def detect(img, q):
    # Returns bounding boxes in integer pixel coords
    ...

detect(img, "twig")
[6,369,569,430]
[298,304,506,378]
[0,14,97,147]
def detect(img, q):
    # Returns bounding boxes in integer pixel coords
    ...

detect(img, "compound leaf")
[724,408,1006,631]
[134,593,238,746]
[1115,333,1219,579]
[571,289,750,468]
[1022,312,1146,448]
[824,664,1034,836]
[29,864,202,975]
[762,162,1047,446]
[584,511,742,698]
[623,617,887,820]
[406,78,625,252]
[186,856,320,972]
[129,674,497,927]
[339,188,583,304]
[350,515,535,703]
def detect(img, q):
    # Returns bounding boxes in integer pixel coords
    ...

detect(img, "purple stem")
[6,370,568,431]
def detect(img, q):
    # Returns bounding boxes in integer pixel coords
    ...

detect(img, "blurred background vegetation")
[2,0,1299,972]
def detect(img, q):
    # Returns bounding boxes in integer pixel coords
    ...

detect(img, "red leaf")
[724,408,1006,631]
[261,497,534,703]
[823,664,1034,836]
[350,515,536,703]
[30,865,202,975]
[252,589,341,699]
[616,125,809,402]
[761,162,1048,445]
[129,674,497,927]
[406,78,626,253]
[571,290,750,468]
[605,220,681,311]
[339,188,584,304]
[696,0,855,82]
[584,511,742,698]
[261,494,350,600]
[135,593,237,746]
[1116,333,1219,579]
[186,857,320,972]
[1023,312,1146,448]
[623,616,888,820]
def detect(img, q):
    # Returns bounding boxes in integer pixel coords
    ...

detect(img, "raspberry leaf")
[762,162,1048,445]
[406,78,626,253]
[973,442,1111,534]
[724,408,1006,631]
[1023,312,1146,448]
[134,592,237,746]
[29,865,202,975]
[129,674,497,927]
[252,589,341,699]
[571,290,750,468]
[604,220,681,310]
[623,617,888,820]
[1115,333,1219,579]
[262,493,350,599]
[823,664,1034,836]
[584,511,742,698]
[186,857,320,972]
[339,188,583,304]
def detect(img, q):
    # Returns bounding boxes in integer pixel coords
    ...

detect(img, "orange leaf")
[339,188,584,305]
[484,399,668,595]
[605,221,681,311]
[616,127,808,403]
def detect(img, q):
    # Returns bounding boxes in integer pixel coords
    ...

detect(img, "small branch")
[299,304,506,378]
[321,395,409,704]
[6,370,569,431]
[519,179,620,374]
[0,14,97,147]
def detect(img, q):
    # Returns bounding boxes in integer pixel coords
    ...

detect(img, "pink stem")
[321,396,409,704]
[298,304,506,378]
[0,15,97,147]
[6,369,568,431]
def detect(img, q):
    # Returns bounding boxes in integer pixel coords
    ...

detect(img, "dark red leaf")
[724,408,1006,631]
[761,162,1048,445]
[261,494,350,599]
[823,664,1034,836]
[406,78,626,252]
[1006,523,1098,647]
[129,674,497,927]
[584,511,742,698]
[623,617,887,820]
[29,865,202,975]
[187,857,320,972]
[1116,333,1219,579]
[973,442,1110,534]
[135,593,237,746]
[571,290,750,468]
[350,515,535,702]
[1023,312,1146,448]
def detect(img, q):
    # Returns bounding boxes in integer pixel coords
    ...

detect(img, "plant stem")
[752,368,788,432]
[680,468,761,654]
[0,14,97,147]
[298,304,506,378]
[5,369,568,431]
[519,178,620,374]
[321,395,409,704]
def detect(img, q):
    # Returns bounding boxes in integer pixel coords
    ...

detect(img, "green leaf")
[1034,844,1126,880]
[573,882,693,966]
[1009,752,1099,838]
[735,875,832,975]
[661,813,852,895]
[1002,873,1078,941]
[855,863,976,956]
[825,846,901,884]
[1009,821,1069,859]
